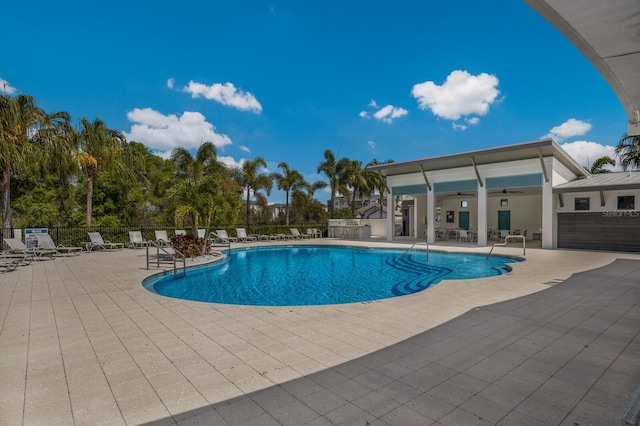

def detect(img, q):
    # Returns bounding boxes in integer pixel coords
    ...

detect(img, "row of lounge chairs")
[212,228,322,243]
[1,227,325,267]
[127,228,324,248]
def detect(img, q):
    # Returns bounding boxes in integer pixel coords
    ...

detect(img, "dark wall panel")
[557,212,640,252]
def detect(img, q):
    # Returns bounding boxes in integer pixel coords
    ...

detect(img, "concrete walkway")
[1,240,639,425]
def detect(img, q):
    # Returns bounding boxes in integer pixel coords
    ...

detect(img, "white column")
[427,190,435,243]
[477,187,487,246]
[541,178,554,249]
[386,190,394,241]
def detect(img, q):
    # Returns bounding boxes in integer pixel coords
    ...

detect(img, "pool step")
[386,255,453,296]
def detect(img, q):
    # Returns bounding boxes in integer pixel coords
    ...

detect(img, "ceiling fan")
[446,191,475,197]
[490,188,524,194]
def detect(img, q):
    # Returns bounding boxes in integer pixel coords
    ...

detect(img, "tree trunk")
[352,188,357,218]
[86,176,93,227]
[2,166,12,234]
[246,189,251,226]
[329,190,334,219]
[285,192,290,225]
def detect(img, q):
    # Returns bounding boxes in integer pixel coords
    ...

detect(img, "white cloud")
[166,78,175,89]
[373,105,408,124]
[452,117,481,132]
[218,155,244,169]
[124,107,232,152]
[411,70,500,121]
[183,81,262,113]
[543,118,592,142]
[560,141,619,171]
[155,150,174,160]
[367,140,376,152]
[0,78,17,95]
[239,145,251,153]
[360,101,408,124]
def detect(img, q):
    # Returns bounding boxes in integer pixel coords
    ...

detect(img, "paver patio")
[1,240,638,425]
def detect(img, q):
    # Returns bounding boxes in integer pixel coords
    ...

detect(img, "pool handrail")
[400,241,429,261]
[146,240,186,276]
[486,235,526,259]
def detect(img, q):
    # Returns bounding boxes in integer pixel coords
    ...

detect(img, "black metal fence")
[4,224,328,247]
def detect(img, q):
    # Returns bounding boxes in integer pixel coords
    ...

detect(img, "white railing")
[486,235,526,259]
[400,239,429,261]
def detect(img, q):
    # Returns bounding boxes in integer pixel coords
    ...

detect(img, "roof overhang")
[554,171,640,193]
[524,0,640,135]
[368,139,588,178]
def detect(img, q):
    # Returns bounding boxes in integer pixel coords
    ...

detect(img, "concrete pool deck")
[1,239,639,425]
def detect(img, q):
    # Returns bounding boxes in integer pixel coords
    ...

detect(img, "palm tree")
[233,157,272,227]
[172,142,224,183]
[344,160,370,217]
[170,142,224,234]
[366,158,394,205]
[317,149,350,218]
[77,118,132,227]
[307,180,328,197]
[271,162,308,225]
[0,94,70,231]
[587,156,616,174]
[168,177,218,236]
[615,133,640,171]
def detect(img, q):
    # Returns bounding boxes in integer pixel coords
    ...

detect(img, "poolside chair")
[35,233,82,256]
[0,252,31,267]
[86,232,124,251]
[3,238,57,259]
[235,228,257,242]
[197,229,207,239]
[0,253,28,271]
[155,230,170,246]
[215,230,238,243]
[306,228,322,238]
[128,231,148,249]
[174,229,186,236]
[290,228,311,239]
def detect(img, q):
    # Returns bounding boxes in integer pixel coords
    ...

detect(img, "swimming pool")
[144,245,520,306]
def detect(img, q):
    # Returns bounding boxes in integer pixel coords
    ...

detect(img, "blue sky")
[1,1,626,203]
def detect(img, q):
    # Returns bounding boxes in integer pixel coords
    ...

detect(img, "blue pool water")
[144,245,520,306]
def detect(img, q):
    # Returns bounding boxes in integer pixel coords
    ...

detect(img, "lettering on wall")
[602,210,640,217]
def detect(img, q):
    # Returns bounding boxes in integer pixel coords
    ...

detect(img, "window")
[460,200,468,208]
[574,197,590,211]
[618,196,635,210]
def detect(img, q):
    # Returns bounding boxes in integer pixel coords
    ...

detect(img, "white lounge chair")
[290,228,311,239]
[197,229,207,239]
[174,229,186,236]
[87,232,124,251]
[35,233,82,256]
[236,228,257,242]
[215,230,237,243]
[4,238,57,259]
[155,230,170,246]
[128,231,148,249]
[0,253,28,270]
[274,231,296,240]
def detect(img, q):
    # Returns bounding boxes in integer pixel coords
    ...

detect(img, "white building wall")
[557,189,640,212]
